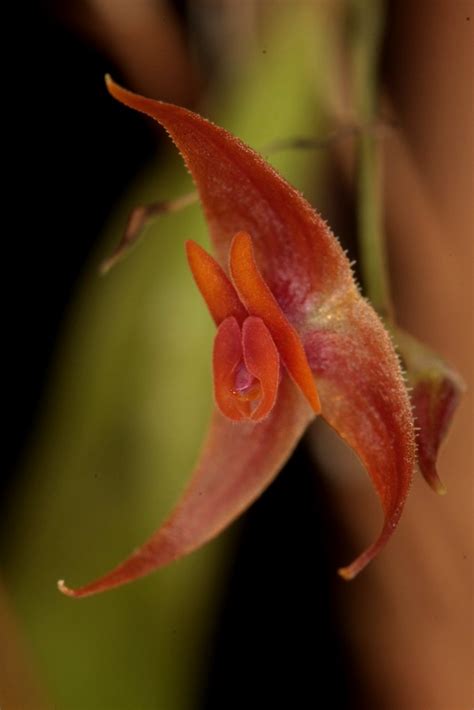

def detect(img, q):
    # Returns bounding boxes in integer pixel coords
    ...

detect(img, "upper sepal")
[105,76,353,322]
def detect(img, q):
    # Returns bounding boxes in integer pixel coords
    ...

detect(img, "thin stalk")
[352,0,394,323]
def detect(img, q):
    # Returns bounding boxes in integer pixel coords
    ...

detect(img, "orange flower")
[58,78,416,597]
[186,234,320,422]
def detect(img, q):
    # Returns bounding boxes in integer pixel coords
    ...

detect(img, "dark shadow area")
[200,442,367,710]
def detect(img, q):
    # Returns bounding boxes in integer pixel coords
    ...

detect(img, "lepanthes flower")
[58,77,416,598]
[186,233,320,422]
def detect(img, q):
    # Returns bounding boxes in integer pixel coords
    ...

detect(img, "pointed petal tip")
[57,580,77,598]
[99,256,114,276]
[337,566,356,582]
[104,73,123,103]
[430,472,447,496]
[337,554,371,582]
[337,518,402,582]
[104,74,140,109]
[59,577,114,599]
[435,482,448,496]
[58,575,127,599]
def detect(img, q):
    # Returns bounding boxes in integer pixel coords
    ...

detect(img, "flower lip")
[185,240,247,326]
[212,314,280,423]
[232,362,258,397]
[240,315,280,421]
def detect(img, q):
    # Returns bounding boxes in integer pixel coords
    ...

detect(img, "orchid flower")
[58,77,416,598]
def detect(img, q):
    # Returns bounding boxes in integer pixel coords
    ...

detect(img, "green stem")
[352,0,394,323]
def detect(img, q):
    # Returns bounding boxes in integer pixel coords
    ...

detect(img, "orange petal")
[186,240,247,326]
[230,232,320,415]
[58,377,313,597]
[305,298,416,579]
[213,316,249,421]
[105,76,353,320]
[242,317,280,422]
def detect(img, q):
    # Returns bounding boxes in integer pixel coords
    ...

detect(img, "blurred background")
[1,1,473,709]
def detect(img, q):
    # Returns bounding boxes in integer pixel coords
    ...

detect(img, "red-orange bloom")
[187,234,320,422]
[58,78,416,598]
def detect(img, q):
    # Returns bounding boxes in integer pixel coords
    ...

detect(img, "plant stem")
[352,0,394,323]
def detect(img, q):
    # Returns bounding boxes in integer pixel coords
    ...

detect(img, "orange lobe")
[212,315,280,423]
[213,317,250,421]
[241,316,280,421]
[186,240,247,325]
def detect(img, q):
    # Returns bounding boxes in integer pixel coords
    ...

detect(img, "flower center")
[213,316,280,422]
[232,362,260,401]
[186,233,321,422]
